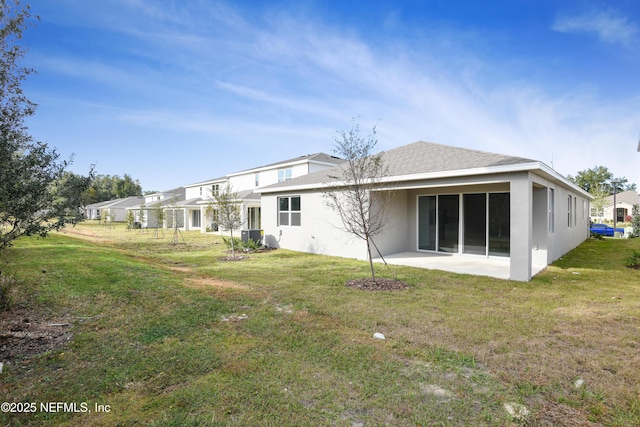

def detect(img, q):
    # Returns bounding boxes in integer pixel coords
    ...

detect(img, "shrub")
[631,205,640,238]
[624,250,640,269]
[222,236,242,251]
[222,236,263,252]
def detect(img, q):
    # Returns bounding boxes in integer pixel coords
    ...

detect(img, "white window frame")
[278,168,292,183]
[278,196,301,226]
[549,189,555,233]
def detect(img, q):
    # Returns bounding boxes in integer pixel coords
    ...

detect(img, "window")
[568,195,573,227]
[549,189,555,233]
[278,168,292,182]
[192,210,201,228]
[211,184,220,197]
[199,187,203,196]
[590,207,604,217]
[278,196,301,226]
[255,173,260,187]
[248,207,261,229]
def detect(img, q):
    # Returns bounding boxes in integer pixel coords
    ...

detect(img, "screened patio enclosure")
[417,193,510,257]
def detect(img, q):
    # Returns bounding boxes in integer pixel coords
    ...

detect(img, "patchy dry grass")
[1,223,639,426]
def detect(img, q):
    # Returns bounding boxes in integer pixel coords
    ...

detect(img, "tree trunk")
[230,229,236,259]
[366,237,376,282]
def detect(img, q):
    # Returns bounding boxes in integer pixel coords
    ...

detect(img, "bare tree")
[151,201,165,238]
[136,202,146,231]
[323,119,393,282]
[211,183,243,259]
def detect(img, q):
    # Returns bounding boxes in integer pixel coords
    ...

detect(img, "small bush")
[624,250,640,269]
[222,236,242,251]
[241,238,262,251]
[222,236,263,252]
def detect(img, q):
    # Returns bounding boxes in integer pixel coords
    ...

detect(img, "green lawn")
[1,223,639,426]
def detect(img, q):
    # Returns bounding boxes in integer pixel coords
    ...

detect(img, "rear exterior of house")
[179,153,344,234]
[258,141,592,281]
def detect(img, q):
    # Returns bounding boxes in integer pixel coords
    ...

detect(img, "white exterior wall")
[185,185,205,200]
[370,190,409,256]
[309,162,335,174]
[230,163,311,191]
[262,190,367,259]
[262,170,590,282]
[603,202,634,224]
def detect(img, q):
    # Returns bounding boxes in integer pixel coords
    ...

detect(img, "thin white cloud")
[552,8,638,45]
[26,1,640,190]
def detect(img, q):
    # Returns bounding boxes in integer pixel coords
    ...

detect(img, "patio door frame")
[417,192,510,258]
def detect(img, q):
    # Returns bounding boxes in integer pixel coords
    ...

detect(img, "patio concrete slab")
[373,252,511,280]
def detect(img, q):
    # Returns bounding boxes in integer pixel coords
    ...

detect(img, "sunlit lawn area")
[1,222,639,426]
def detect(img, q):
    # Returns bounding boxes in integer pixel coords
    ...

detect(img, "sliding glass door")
[438,195,459,253]
[463,193,486,255]
[418,192,510,257]
[488,193,510,256]
[418,196,436,250]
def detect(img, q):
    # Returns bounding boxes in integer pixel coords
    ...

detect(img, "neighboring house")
[596,190,640,223]
[126,188,186,228]
[177,153,345,234]
[84,199,113,220]
[99,196,145,223]
[257,141,593,282]
[84,196,144,221]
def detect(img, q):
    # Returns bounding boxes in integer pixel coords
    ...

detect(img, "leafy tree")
[631,205,640,238]
[323,120,393,282]
[85,174,142,204]
[126,210,135,230]
[589,184,609,220]
[150,201,164,238]
[568,166,632,195]
[1,0,92,250]
[211,184,243,259]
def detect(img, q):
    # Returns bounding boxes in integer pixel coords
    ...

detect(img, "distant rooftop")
[187,152,345,187]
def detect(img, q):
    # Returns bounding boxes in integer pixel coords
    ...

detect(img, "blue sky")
[21,0,640,192]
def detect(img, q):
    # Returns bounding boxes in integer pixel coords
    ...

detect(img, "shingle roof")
[187,152,345,186]
[104,196,144,208]
[230,152,345,175]
[605,190,640,205]
[258,141,536,191]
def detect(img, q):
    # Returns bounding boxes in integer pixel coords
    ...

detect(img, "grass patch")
[1,223,639,425]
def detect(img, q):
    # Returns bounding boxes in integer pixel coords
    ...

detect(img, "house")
[99,196,144,223]
[257,141,593,282]
[84,196,143,221]
[176,153,345,234]
[125,187,186,228]
[593,190,640,223]
[84,199,113,220]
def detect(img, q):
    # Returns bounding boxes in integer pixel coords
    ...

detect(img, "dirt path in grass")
[165,265,249,291]
[57,227,116,243]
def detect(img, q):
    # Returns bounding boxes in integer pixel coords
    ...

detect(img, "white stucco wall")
[229,163,312,191]
[262,190,367,259]
[261,170,590,281]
